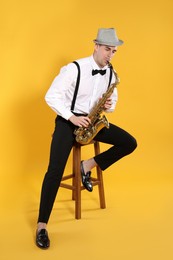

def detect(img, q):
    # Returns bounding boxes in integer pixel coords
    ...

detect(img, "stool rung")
[61,174,74,181]
[60,183,75,190]
[92,181,100,186]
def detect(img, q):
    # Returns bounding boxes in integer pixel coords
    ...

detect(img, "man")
[36,28,137,249]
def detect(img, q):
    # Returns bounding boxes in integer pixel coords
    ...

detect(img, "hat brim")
[93,39,124,46]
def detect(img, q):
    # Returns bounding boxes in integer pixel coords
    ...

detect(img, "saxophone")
[74,63,120,144]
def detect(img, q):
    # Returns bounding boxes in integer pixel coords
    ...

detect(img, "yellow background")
[0,0,173,259]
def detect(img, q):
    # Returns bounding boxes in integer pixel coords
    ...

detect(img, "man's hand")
[69,115,91,127]
[104,97,112,109]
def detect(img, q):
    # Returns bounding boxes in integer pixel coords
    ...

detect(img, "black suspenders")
[71,61,80,112]
[71,61,113,113]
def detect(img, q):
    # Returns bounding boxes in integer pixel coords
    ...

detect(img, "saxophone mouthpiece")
[108,62,113,69]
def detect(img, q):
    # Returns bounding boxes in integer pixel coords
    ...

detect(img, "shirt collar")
[90,55,108,70]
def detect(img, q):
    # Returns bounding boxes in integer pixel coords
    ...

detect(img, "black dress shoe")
[36,229,50,249]
[80,161,93,192]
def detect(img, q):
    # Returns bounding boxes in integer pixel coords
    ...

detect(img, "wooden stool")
[60,141,106,219]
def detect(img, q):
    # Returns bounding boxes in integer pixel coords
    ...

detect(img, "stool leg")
[73,144,82,219]
[72,150,76,201]
[94,141,106,209]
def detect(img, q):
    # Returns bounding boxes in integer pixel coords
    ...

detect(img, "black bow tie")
[92,69,106,76]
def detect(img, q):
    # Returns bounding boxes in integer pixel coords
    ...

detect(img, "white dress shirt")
[45,55,118,120]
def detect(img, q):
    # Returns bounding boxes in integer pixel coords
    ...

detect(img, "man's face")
[94,44,118,68]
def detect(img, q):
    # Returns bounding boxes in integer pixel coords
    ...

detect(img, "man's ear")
[94,43,99,52]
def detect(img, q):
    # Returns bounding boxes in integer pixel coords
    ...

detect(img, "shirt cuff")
[62,111,74,121]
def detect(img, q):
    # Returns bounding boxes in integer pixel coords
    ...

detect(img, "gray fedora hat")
[93,28,123,46]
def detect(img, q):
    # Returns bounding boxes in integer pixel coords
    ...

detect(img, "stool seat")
[60,140,106,219]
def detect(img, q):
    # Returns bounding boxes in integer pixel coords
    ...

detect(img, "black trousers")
[37,116,137,223]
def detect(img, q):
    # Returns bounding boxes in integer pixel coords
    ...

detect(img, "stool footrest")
[60,183,75,190]
[60,182,86,191]
[61,174,74,181]
[91,177,100,186]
